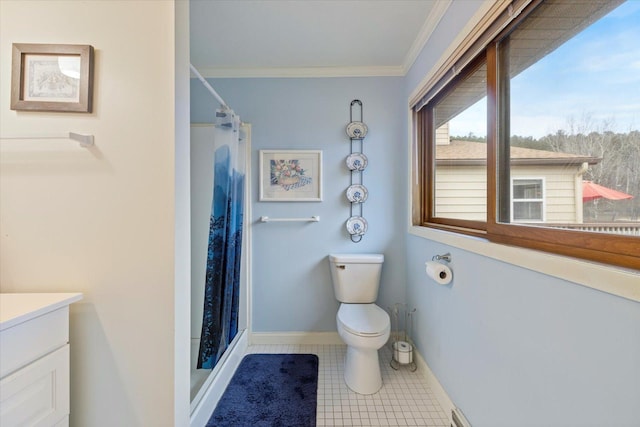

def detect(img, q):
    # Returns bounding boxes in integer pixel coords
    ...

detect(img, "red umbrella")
[582,181,634,202]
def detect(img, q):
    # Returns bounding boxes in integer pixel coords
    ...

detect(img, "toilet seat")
[337,304,389,337]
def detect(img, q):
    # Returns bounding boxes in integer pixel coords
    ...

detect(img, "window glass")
[502,0,640,231]
[433,61,487,222]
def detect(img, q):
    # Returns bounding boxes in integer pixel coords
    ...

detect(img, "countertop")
[0,293,83,331]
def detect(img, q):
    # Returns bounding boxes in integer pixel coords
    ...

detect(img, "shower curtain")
[197,108,245,370]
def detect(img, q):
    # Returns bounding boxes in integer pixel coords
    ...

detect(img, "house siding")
[435,166,487,220]
[435,165,580,222]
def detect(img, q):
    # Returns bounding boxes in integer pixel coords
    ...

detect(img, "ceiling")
[189,0,451,78]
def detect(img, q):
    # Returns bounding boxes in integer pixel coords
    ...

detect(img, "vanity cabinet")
[0,293,82,427]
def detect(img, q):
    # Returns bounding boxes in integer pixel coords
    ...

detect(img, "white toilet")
[329,253,390,394]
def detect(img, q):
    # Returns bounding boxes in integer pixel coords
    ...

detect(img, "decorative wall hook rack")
[346,100,368,243]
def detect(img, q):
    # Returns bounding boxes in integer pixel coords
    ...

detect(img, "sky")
[449,0,640,139]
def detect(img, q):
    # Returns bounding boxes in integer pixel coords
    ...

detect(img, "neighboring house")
[435,131,600,223]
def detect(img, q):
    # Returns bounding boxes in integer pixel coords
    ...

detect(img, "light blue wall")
[404,2,640,426]
[192,77,407,332]
[190,1,640,425]
[406,239,640,426]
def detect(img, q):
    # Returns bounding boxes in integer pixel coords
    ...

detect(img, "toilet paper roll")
[393,341,413,364]
[425,261,453,285]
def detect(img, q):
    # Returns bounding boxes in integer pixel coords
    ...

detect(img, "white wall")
[0,1,187,426]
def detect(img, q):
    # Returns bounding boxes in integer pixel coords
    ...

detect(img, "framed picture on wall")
[10,43,94,113]
[259,150,323,202]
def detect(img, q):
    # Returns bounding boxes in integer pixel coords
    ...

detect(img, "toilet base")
[343,346,382,395]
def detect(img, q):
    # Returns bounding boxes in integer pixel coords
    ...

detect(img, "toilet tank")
[329,254,384,303]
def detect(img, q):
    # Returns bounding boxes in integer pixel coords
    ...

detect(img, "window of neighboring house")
[413,0,640,270]
[512,178,544,222]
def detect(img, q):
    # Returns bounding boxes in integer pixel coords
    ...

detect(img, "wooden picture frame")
[11,43,94,113]
[259,150,323,202]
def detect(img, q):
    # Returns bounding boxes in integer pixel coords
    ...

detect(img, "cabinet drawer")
[0,307,68,378]
[0,344,70,427]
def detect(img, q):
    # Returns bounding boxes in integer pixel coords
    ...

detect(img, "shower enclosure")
[189,121,250,411]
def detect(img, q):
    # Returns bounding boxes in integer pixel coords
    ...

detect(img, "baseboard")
[250,331,343,345]
[190,330,248,427]
[413,349,455,427]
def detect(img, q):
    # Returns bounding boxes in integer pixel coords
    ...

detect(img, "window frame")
[418,53,489,237]
[414,1,640,271]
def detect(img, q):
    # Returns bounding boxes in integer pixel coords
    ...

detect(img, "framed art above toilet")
[259,149,323,202]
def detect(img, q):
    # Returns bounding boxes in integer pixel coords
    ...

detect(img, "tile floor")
[246,344,449,426]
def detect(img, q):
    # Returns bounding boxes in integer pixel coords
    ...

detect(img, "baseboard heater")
[451,408,471,427]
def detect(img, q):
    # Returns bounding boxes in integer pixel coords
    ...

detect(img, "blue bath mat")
[206,353,319,427]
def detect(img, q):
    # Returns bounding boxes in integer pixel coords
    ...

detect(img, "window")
[413,0,640,270]
[512,178,544,222]
[432,58,487,225]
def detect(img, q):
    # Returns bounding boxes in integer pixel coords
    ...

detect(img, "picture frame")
[11,43,94,113]
[259,150,323,202]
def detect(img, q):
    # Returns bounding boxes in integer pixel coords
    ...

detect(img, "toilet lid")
[337,304,389,337]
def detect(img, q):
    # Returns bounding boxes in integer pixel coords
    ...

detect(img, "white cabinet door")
[0,345,69,427]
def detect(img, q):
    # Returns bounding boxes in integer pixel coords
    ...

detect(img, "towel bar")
[260,216,320,223]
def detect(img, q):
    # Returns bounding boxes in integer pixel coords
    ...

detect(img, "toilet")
[329,253,390,394]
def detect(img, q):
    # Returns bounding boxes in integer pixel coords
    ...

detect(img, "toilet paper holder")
[388,303,417,372]
[432,252,451,263]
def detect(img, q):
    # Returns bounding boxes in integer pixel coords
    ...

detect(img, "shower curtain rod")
[190,63,229,109]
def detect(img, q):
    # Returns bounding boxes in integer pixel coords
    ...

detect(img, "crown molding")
[193,65,405,79]
[402,0,453,74]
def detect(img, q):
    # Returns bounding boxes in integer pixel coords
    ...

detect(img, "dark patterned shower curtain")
[198,109,245,369]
